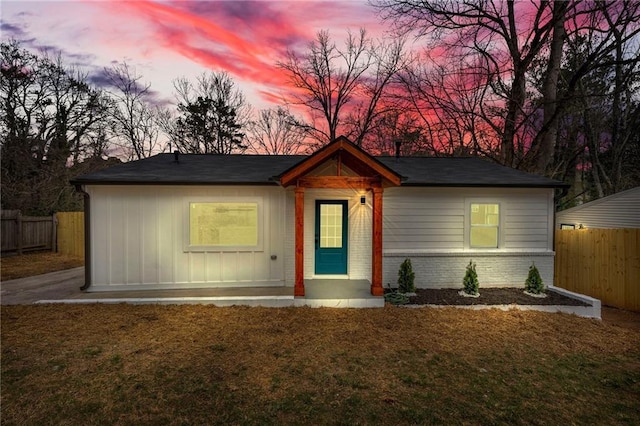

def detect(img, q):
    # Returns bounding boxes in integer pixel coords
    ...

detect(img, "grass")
[1,251,83,281]
[2,304,639,425]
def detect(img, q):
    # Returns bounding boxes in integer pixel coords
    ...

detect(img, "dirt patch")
[602,306,640,332]
[406,287,589,306]
[1,251,83,281]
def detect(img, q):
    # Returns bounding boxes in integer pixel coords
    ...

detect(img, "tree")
[523,0,640,177]
[162,72,250,154]
[374,0,570,167]
[523,2,640,203]
[374,0,640,203]
[246,106,309,155]
[1,40,110,214]
[397,258,416,294]
[277,28,408,146]
[103,62,162,160]
[462,260,480,296]
[395,50,502,158]
[524,262,545,295]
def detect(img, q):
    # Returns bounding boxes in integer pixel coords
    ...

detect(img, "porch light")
[360,195,366,205]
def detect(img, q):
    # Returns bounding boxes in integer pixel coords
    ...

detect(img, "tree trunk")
[526,0,567,174]
[501,69,526,167]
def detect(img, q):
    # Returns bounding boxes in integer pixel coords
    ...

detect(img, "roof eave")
[399,182,569,189]
[70,180,281,186]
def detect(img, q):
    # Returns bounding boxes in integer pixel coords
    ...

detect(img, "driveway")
[1,267,84,305]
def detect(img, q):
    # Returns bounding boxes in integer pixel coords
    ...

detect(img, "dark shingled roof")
[71,153,567,188]
[376,157,566,187]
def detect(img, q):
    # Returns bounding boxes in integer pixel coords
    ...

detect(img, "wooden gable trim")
[279,136,402,187]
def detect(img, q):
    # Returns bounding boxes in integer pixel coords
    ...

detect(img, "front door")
[315,200,348,274]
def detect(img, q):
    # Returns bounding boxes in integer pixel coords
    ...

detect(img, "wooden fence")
[56,212,85,259]
[1,210,56,255]
[555,229,640,312]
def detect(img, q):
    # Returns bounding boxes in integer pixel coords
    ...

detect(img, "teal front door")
[315,200,348,274]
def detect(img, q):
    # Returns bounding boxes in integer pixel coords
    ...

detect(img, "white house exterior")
[382,187,556,288]
[73,137,566,295]
[556,186,640,229]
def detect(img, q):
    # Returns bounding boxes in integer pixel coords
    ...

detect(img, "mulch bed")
[406,288,590,306]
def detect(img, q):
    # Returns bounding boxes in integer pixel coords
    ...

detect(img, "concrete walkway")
[1,267,85,305]
[1,270,384,307]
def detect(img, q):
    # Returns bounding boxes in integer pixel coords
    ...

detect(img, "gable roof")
[278,136,403,187]
[72,152,566,188]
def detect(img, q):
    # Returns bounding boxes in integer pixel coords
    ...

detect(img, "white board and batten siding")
[556,186,640,229]
[88,185,287,291]
[382,187,556,288]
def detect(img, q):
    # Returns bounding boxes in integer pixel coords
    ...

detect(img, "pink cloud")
[96,1,379,106]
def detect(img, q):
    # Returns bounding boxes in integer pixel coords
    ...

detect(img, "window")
[188,201,260,250]
[319,203,343,248]
[470,203,500,248]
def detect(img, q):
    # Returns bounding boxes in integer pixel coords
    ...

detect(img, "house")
[71,136,567,299]
[556,186,640,229]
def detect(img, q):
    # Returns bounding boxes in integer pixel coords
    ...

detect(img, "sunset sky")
[1,0,386,110]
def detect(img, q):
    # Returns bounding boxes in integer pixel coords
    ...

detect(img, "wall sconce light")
[360,195,366,205]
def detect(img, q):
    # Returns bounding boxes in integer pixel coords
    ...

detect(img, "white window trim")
[464,199,503,250]
[184,196,264,252]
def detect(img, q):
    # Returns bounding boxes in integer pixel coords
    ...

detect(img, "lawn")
[1,251,83,281]
[2,305,639,425]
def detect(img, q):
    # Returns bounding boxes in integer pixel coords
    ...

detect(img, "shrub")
[525,262,545,294]
[384,292,410,305]
[397,258,416,294]
[462,260,479,296]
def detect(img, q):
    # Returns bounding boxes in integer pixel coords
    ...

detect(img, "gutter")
[74,184,91,291]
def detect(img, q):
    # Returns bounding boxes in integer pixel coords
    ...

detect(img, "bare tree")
[1,40,110,214]
[396,49,503,158]
[375,0,640,183]
[563,2,640,198]
[277,28,408,146]
[374,0,573,167]
[246,106,309,155]
[103,62,161,160]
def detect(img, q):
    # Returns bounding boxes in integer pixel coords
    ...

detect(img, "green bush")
[462,260,479,296]
[384,292,410,305]
[397,258,416,294]
[525,262,545,294]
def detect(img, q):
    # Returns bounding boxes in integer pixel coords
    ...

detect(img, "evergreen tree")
[397,258,416,294]
[525,263,545,295]
[462,260,479,296]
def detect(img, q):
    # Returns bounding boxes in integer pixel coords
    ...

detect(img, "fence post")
[52,213,58,252]
[16,211,23,255]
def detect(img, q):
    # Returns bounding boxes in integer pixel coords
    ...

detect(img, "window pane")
[190,202,258,246]
[470,227,498,248]
[470,203,499,248]
[320,204,342,248]
[471,203,499,225]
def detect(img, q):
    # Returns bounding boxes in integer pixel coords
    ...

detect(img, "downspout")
[74,184,91,291]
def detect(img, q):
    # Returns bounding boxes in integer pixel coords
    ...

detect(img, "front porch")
[278,136,403,298]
